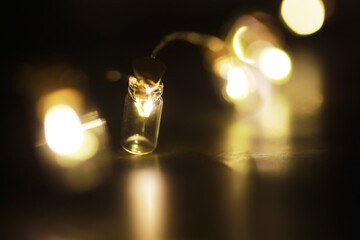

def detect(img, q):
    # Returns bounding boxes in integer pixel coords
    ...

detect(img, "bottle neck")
[128,76,163,102]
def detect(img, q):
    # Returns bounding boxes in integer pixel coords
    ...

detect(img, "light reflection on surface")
[220,94,291,175]
[258,94,291,139]
[221,118,253,173]
[127,165,165,240]
[259,47,291,83]
[281,0,325,35]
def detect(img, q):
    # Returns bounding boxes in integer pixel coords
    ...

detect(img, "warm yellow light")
[135,99,154,118]
[259,95,290,138]
[106,69,122,82]
[281,0,325,35]
[37,88,83,121]
[226,67,249,99]
[206,37,225,52]
[213,57,233,79]
[128,168,164,240]
[285,50,323,116]
[222,120,253,173]
[45,105,84,155]
[55,131,99,167]
[259,47,291,83]
[232,27,255,64]
[82,118,105,130]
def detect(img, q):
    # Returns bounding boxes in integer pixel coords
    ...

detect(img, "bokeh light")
[55,131,99,167]
[37,88,84,122]
[232,27,255,64]
[284,49,323,116]
[106,69,123,82]
[40,108,109,191]
[226,67,249,99]
[281,0,325,35]
[45,105,84,155]
[213,56,233,79]
[229,13,283,64]
[259,47,291,83]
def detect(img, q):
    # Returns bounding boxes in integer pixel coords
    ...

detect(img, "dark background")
[2,0,359,239]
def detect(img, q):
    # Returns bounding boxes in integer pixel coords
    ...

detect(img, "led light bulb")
[120,57,166,155]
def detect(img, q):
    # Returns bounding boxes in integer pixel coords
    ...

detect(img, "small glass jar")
[120,76,163,155]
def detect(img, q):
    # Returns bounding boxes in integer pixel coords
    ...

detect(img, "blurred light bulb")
[226,67,249,99]
[106,69,122,82]
[259,47,291,83]
[232,27,255,64]
[213,57,233,79]
[281,0,325,35]
[45,105,84,155]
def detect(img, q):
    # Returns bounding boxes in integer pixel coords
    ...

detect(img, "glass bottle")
[121,57,165,155]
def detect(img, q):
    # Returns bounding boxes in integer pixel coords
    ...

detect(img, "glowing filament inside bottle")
[135,99,154,118]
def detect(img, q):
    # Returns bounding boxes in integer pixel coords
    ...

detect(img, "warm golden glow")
[45,105,84,155]
[213,56,233,79]
[106,69,122,82]
[135,99,154,118]
[37,88,84,121]
[285,50,323,116]
[281,0,325,35]
[226,67,250,99]
[206,37,225,52]
[222,120,253,173]
[259,47,291,83]
[259,95,290,138]
[55,131,99,167]
[232,27,255,64]
[245,40,272,63]
[128,168,165,240]
[82,118,105,130]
